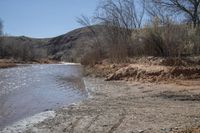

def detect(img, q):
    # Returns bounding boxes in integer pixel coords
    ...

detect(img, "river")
[0,64,87,129]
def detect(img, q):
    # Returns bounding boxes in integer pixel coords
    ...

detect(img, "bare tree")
[0,19,3,35]
[0,19,3,57]
[77,15,102,52]
[94,0,145,61]
[144,0,173,25]
[150,0,200,28]
[76,15,103,65]
[96,0,145,29]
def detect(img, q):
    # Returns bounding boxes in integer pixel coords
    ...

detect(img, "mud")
[4,78,199,133]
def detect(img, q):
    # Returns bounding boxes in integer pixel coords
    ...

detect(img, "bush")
[140,20,194,57]
[81,48,101,66]
[189,27,200,55]
[0,36,48,61]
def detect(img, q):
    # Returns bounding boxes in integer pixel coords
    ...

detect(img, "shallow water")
[0,64,87,129]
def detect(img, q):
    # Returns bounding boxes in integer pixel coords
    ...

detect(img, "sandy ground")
[2,78,199,133]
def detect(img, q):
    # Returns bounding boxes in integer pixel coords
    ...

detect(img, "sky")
[0,0,99,38]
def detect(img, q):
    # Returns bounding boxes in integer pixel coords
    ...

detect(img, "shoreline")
[0,59,82,69]
[0,77,92,132]
[0,63,85,132]
[0,59,16,68]
[1,57,200,133]
[1,111,56,133]
[1,78,200,133]
[0,59,60,69]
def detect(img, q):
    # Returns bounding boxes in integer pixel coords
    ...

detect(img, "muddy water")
[0,64,87,129]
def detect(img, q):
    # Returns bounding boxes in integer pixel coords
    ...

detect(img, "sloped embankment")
[105,64,200,82]
[85,57,200,82]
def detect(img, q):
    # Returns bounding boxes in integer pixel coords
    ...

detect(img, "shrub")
[188,27,200,55]
[81,48,101,66]
[141,20,193,57]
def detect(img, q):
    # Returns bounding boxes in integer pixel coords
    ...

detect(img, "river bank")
[1,57,200,133]
[84,57,200,83]
[0,59,59,69]
[2,77,200,133]
[0,59,16,68]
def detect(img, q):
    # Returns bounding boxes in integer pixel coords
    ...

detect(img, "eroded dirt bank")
[6,78,199,133]
[0,59,16,68]
[84,57,200,83]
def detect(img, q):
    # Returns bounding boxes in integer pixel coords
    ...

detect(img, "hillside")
[0,25,106,62]
[1,24,199,63]
[2,36,49,47]
[46,25,106,62]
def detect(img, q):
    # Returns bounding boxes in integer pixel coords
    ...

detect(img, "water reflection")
[0,64,87,129]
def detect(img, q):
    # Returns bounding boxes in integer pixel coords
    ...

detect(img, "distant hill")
[0,25,106,62]
[2,35,49,47]
[46,25,106,62]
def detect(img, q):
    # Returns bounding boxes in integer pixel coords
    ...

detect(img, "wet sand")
[3,78,200,133]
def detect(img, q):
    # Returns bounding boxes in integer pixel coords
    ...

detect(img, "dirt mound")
[83,63,127,78]
[105,64,200,82]
[171,67,200,77]
[159,58,200,66]
[129,56,200,66]
[84,57,200,82]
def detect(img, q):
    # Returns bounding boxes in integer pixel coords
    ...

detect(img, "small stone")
[137,129,145,133]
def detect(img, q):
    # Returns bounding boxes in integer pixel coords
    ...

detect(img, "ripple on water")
[0,64,87,129]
